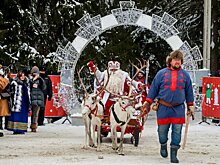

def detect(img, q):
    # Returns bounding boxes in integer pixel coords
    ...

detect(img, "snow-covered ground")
[0,111,219,165]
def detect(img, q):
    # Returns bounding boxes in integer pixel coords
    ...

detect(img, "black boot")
[170,146,180,163]
[0,117,3,130]
[4,116,8,129]
[0,132,3,137]
[160,143,168,158]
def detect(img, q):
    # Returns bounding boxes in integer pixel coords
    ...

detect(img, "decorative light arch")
[53,1,203,113]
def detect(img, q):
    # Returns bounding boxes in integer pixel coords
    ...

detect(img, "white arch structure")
[53,1,203,113]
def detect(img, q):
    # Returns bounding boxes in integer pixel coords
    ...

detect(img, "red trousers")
[104,99,115,116]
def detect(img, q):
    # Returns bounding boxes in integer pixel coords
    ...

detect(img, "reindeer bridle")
[84,104,98,116]
[119,102,133,112]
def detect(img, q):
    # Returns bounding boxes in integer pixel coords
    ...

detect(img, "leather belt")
[158,99,182,107]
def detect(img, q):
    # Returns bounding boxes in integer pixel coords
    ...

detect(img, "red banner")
[45,75,66,117]
[202,77,220,118]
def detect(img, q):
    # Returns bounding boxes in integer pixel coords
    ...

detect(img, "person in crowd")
[143,50,194,163]
[29,66,46,132]
[1,67,13,129]
[38,66,52,126]
[0,67,10,137]
[7,70,30,134]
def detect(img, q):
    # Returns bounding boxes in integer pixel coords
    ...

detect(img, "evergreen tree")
[0,0,217,77]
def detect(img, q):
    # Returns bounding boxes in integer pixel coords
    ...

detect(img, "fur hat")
[108,61,120,70]
[166,50,184,66]
[31,66,39,73]
[139,70,145,75]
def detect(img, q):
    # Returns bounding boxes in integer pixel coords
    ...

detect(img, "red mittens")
[87,61,96,74]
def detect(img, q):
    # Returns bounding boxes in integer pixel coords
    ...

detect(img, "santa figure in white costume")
[87,60,143,117]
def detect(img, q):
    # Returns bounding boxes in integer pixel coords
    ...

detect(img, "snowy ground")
[0,111,219,165]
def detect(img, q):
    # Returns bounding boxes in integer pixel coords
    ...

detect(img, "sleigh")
[100,107,146,147]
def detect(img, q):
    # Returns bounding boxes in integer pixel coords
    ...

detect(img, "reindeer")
[77,66,110,151]
[108,59,149,155]
[109,95,136,155]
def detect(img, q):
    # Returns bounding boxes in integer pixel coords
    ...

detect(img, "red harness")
[119,102,133,112]
[85,104,98,116]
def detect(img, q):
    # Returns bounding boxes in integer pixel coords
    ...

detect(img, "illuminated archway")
[53,1,202,113]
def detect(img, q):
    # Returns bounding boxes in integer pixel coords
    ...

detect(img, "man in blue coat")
[144,50,194,163]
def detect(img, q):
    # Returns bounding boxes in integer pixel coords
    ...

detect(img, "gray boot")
[170,146,180,163]
[160,143,168,158]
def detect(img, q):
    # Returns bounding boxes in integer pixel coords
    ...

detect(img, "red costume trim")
[164,78,169,83]
[164,85,168,89]
[145,98,153,104]
[157,117,185,125]
[165,72,169,76]
[187,102,194,106]
[170,70,178,91]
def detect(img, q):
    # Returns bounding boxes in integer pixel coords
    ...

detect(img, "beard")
[171,65,181,70]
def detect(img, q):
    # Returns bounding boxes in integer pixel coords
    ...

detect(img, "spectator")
[0,67,10,137]
[7,70,30,134]
[29,66,46,132]
[38,66,52,126]
[1,67,13,129]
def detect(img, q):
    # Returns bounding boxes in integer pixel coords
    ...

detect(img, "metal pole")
[203,0,212,69]
[203,0,207,69]
[207,0,211,70]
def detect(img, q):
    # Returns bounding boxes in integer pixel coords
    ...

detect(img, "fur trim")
[11,79,30,112]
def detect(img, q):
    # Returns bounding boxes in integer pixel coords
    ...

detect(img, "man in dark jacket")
[38,66,53,126]
[30,66,46,132]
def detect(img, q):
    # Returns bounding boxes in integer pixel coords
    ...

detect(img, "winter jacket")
[0,76,10,116]
[30,77,46,108]
[40,74,53,100]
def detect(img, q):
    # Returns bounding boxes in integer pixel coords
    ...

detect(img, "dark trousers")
[38,95,47,125]
[31,105,40,124]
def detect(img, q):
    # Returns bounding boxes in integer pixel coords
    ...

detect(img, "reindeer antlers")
[77,65,88,96]
[129,58,148,85]
[127,58,149,97]
[129,58,148,80]
[93,67,111,98]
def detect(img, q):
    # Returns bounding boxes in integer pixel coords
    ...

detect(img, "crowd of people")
[0,50,195,164]
[0,64,52,136]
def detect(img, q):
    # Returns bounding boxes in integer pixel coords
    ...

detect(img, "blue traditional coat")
[146,67,194,125]
[7,77,30,133]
